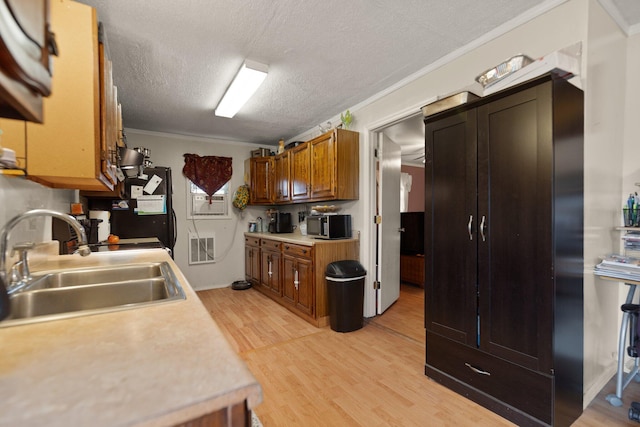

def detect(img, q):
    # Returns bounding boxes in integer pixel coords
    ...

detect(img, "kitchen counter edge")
[0,248,262,427]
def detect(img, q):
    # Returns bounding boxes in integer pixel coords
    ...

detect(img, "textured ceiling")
[74,0,637,153]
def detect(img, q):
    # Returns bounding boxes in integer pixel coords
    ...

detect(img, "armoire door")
[424,110,478,346]
[477,82,554,373]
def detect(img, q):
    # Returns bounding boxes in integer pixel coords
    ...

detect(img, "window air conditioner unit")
[191,194,227,216]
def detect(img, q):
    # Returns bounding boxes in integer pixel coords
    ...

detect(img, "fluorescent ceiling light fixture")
[215,60,268,118]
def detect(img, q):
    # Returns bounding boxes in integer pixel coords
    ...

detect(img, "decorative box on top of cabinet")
[1,0,121,191]
[423,73,583,427]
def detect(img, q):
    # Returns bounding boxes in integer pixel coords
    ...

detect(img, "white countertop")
[0,248,262,426]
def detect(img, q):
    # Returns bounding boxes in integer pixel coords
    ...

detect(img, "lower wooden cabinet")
[244,236,260,286]
[244,233,359,327]
[259,238,282,297]
[282,243,313,316]
[400,254,424,287]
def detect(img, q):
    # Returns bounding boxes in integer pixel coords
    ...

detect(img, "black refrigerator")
[110,167,177,255]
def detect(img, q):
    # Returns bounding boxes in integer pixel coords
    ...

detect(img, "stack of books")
[595,254,640,282]
[624,233,640,251]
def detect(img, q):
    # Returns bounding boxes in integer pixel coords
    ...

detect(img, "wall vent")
[189,232,215,264]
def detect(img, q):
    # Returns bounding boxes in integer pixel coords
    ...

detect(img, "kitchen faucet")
[0,209,92,320]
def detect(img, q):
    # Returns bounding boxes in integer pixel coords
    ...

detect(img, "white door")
[377,133,401,314]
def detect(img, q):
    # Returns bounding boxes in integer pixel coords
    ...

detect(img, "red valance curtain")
[182,154,232,202]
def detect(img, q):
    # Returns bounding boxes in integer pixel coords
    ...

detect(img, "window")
[187,180,229,218]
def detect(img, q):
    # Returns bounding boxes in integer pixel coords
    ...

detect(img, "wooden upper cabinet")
[98,26,119,187]
[290,142,310,201]
[307,128,359,202]
[249,129,359,206]
[21,0,119,191]
[250,156,273,204]
[273,150,290,203]
[0,0,53,123]
[309,131,336,199]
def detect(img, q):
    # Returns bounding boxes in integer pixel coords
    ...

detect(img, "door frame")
[362,98,435,318]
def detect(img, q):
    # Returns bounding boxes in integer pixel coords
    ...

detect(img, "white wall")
[0,175,75,253]
[582,0,628,404]
[124,130,268,290]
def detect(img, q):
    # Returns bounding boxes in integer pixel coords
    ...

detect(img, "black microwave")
[306,214,352,239]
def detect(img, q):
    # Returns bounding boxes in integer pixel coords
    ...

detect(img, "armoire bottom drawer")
[426,331,552,425]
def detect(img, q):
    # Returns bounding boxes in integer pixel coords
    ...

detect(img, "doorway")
[371,111,425,338]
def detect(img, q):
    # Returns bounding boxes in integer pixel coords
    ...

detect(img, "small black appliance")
[268,211,293,233]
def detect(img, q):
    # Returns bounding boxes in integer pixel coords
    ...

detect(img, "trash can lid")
[325,260,366,278]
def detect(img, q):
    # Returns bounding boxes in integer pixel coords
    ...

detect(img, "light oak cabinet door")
[14,0,120,191]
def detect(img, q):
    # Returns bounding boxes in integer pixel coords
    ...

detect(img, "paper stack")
[595,254,640,282]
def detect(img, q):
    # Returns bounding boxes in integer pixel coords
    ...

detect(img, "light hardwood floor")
[197,284,640,426]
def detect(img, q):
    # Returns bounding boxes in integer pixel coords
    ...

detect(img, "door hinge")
[373,281,380,290]
[373,215,382,224]
[374,148,379,158]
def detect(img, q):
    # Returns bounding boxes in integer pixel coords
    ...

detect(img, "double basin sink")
[2,261,186,327]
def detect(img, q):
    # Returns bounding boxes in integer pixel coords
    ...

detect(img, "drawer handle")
[465,363,491,376]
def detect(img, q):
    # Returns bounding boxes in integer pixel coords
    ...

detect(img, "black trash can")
[326,260,367,332]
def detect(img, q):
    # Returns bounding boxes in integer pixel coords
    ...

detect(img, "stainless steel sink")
[1,262,185,327]
[26,263,166,290]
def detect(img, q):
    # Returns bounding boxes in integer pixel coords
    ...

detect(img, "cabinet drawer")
[426,331,552,425]
[282,243,312,258]
[245,236,260,247]
[260,238,282,251]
